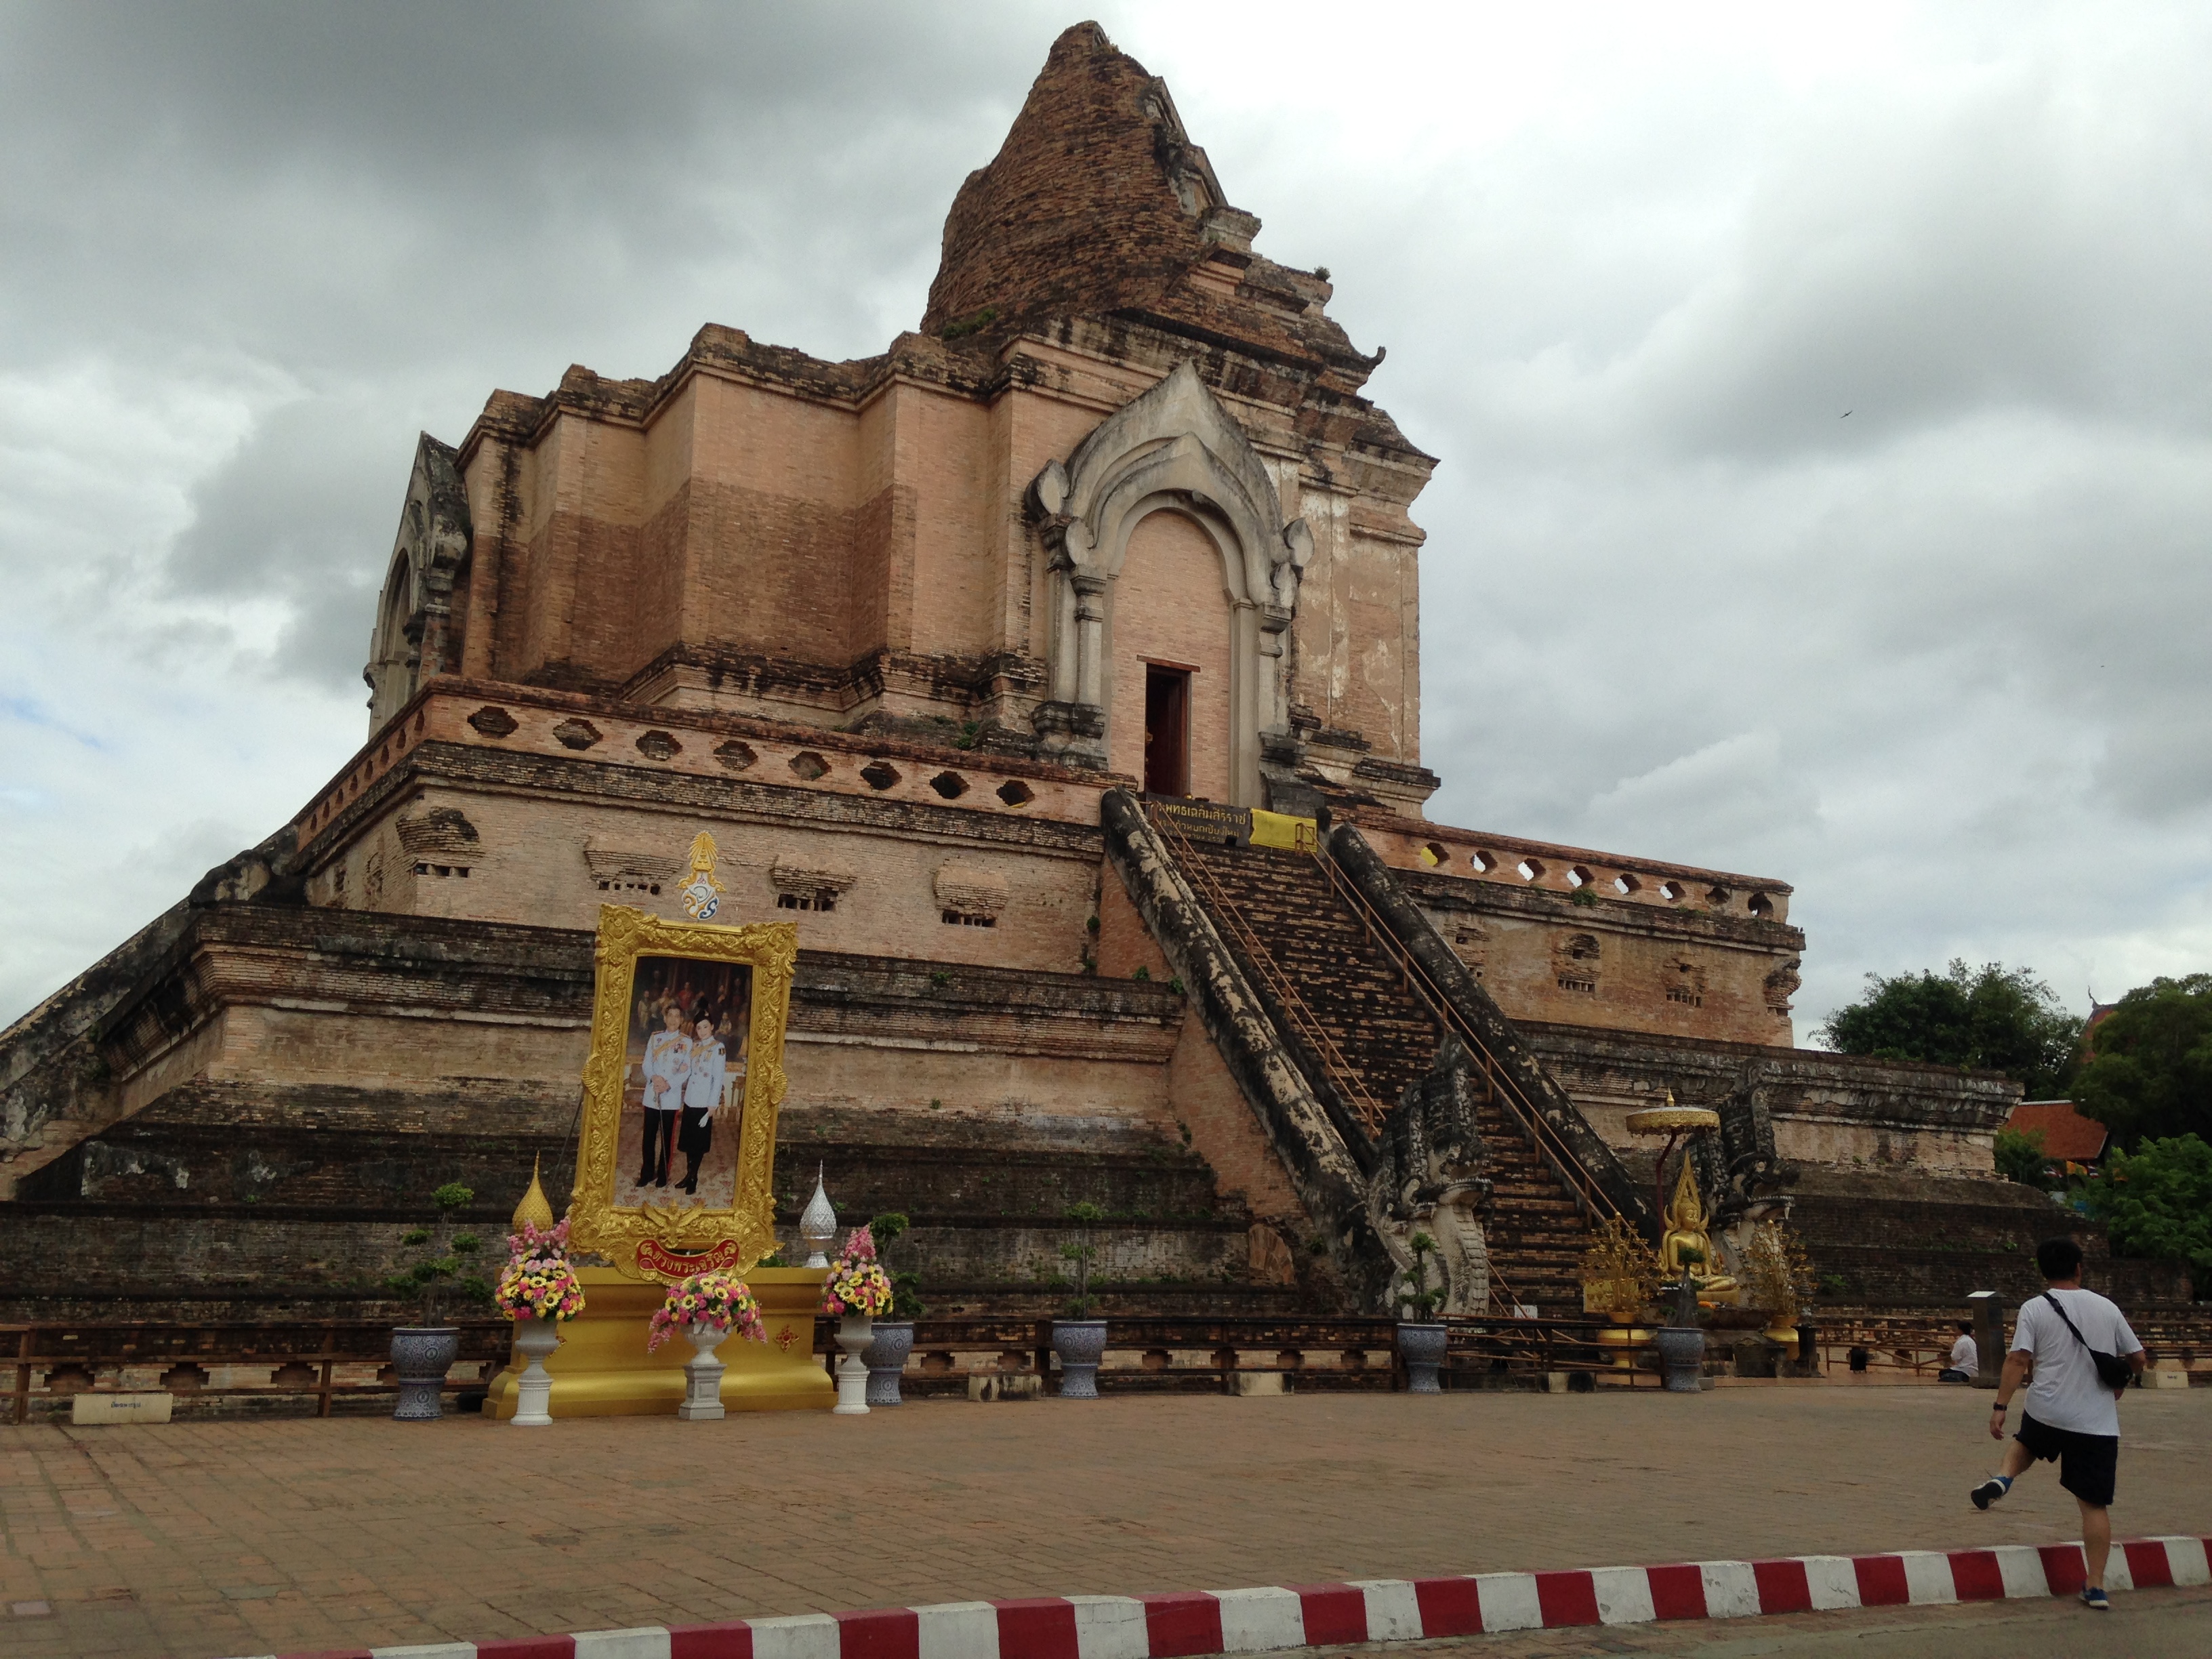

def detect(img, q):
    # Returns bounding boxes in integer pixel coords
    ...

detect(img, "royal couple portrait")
[619,956,751,1207]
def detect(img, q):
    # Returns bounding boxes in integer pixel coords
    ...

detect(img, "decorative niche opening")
[1665,956,1706,1008]
[552,718,602,751]
[1420,842,1448,867]
[1517,858,1546,883]
[788,751,830,781]
[1614,873,1641,895]
[934,861,1007,928]
[770,858,855,914]
[467,705,518,739]
[1553,932,1600,994]
[714,740,758,771]
[634,730,682,762]
[1748,890,1776,920]
[1470,850,1497,874]
[860,760,901,791]
[928,770,970,800]
[995,779,1034,808]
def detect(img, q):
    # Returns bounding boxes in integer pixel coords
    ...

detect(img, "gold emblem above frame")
[567,903,797,1282]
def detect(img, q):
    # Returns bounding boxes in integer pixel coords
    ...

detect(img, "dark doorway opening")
[1143,665,1191,796]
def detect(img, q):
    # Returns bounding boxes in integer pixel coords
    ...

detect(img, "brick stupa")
[5,22,2149,1328]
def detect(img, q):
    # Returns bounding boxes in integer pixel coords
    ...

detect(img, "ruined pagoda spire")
[922,22,1231,337]
[920,22,1379,390]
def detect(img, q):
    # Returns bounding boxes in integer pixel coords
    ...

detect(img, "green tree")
[384,1182,488,1326]
[1992,1126,2053,1189]
[2082,1134,2212,1291]
[2072,975,2212,1149]
[1060,1201,1105,1319]
[1818,960,2083,1099]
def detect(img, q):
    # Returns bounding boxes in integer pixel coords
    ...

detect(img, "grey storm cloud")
[3,0,2209,1031]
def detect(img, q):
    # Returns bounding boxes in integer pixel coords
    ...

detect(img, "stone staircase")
[1158,830,1596,1316]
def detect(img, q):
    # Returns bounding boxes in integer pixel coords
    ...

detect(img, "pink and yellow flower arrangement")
[493,1218,586,1324]
[821,1225,894,1317]
[647,1271,766,1352]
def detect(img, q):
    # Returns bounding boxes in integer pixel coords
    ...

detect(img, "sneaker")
[2081,1587,2110,1611]
[1970,1476,2011,1510]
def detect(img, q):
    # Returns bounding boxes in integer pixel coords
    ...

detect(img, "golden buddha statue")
[1659,1157,1734,1292]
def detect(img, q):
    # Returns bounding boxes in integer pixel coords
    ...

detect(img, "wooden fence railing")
[5,1320,512,1423]
[11,1307,2205,1420]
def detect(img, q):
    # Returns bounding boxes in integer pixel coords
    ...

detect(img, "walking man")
[1971,1237,2148,1610]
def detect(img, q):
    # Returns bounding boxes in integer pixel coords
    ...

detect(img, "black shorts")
[2017,1411,2118,1508]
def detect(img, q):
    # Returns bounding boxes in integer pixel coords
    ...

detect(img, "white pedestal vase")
[510,1317,560,1426]
[834,1314,874,1415]
[678,1322,730,1420]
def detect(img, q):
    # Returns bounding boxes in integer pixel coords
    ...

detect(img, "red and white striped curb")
[232,1535,2211,1658]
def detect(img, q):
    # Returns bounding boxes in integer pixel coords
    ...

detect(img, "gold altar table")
[484,1267,832,1418]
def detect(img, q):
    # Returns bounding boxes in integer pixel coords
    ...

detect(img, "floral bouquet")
[647,1271,766,1352]
[493,1218,586,1324]
[821,1225,895,1317]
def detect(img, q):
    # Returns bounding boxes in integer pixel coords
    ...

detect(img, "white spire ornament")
[800,1164,838,1269]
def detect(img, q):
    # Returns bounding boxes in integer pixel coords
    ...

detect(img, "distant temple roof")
[922,22,1381,390]
[2007,1101,2109,1163]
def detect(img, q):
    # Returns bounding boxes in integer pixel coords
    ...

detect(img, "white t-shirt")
[1949,1334,1977,1373]
[2011,1288,2142,1437]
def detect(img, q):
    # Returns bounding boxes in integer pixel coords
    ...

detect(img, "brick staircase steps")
[1164,836,1592,1316]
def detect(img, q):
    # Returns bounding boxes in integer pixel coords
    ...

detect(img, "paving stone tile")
[3,1389,2209,1659]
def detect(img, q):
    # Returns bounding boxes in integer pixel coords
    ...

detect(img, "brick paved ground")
[2,1386,2207,1659]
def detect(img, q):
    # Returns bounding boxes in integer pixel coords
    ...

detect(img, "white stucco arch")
[1028,361,1311,806]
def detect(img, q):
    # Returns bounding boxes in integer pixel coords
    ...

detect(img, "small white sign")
[71,1392,174,1425]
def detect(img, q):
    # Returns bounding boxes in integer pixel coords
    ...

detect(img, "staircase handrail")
[1143,802,1391,1135]
[1309,837,1629,1230]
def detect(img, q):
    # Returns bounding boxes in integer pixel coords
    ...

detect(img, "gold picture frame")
[568,903,798,1281]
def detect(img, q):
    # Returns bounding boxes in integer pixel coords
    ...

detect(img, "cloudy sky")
[3,1,2207,1034]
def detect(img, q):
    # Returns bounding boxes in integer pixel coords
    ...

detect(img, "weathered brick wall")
[1,1084,1275,1324]
[1807,1248,2190,1309]
[1521,1020,2015,1173]
[1163,1010,1308,1226]
[1398,861,1802,1049]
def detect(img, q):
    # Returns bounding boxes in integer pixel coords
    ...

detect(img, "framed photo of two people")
[567,905,797,1281]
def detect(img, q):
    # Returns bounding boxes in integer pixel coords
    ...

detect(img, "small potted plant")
[1050,1202,1109,1399]
[384,1182,489,1421]
[492,1218,586,1427]
[821,1226,894,1415]
[1393,1231,1449,1394]
[1655,1245,1710,1393]
[649,1270,766,1420]
[860,1212,926,1407]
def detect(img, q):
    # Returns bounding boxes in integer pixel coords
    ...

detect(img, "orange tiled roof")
[2008,1101,2109,1162]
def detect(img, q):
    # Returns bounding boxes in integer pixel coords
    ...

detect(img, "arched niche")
[1028,361,1311,807]
[363,434,471,735]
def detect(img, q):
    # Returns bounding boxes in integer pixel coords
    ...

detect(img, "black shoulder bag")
[2043,1292,2133,1391]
